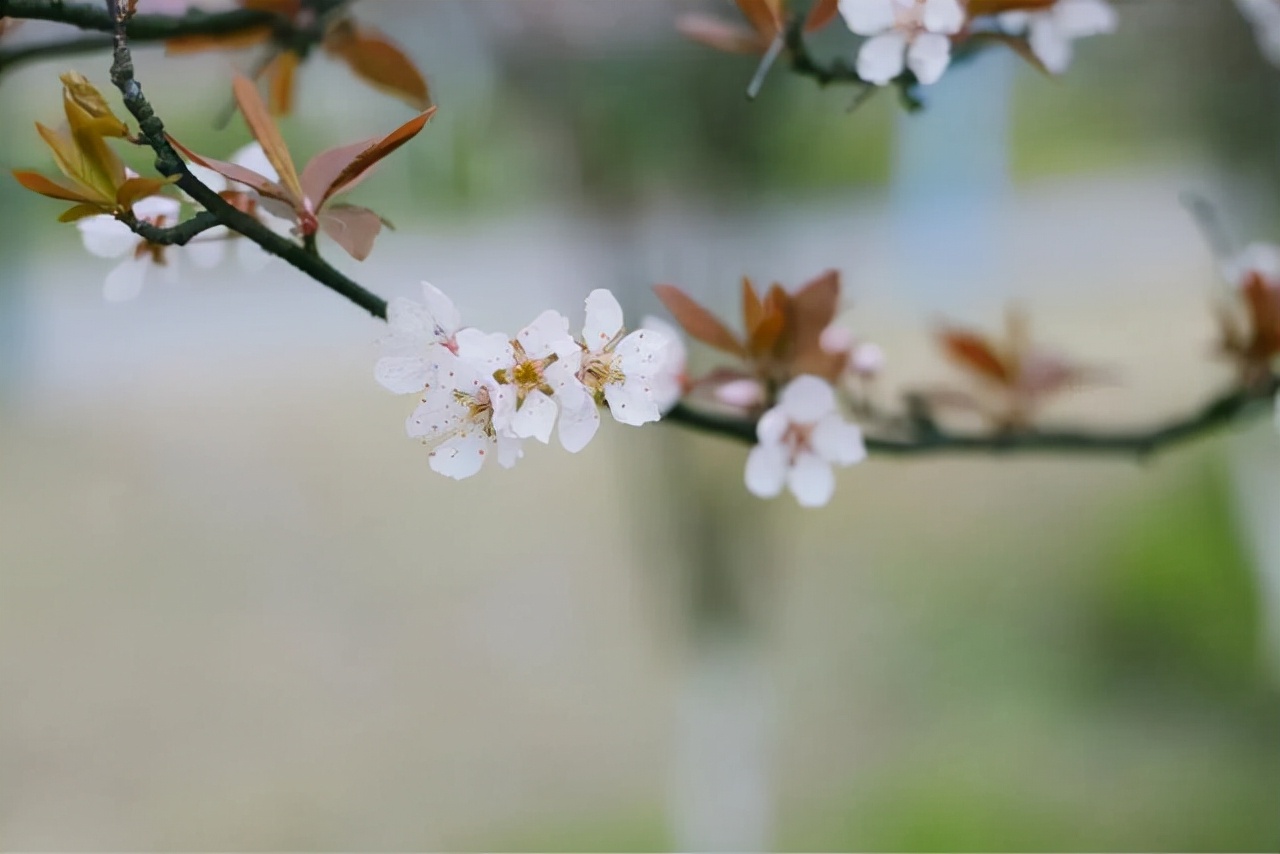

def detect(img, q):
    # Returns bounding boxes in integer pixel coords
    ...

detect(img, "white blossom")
[406,349,523,480]
[454,310,577,445]
[744,375,867,508]
[555,289,670,453]
[1223,242,1280,288]
[838,0,965,86]
[375,282,464,394]
[1237,0,1280,67]
[999,0,1117,75]
[641,315,687,413]
[77,195,188,302]
[820,322,886,379]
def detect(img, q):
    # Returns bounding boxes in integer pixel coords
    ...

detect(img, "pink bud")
[819,323,855,354]
[714,378,765,409]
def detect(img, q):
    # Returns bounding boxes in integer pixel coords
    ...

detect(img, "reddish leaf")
[167,135,297,208]
[304,107,436,211]
[230,74,304,204]
[165,25,273,55]
[265,50,300,116]
[735,0,783,38]
[675,13,768,54]
[12,169,96,203]
[319,203,383,261]
[804,0,841,32]
[742,277,765,335]
[787,268,840,358]
[966,0,1055,15]
[938,328,1011,384]
[326,22,431,112]
[654,284,747,358]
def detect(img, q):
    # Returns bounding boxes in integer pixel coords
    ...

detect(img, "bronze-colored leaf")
[167,135,298,209]
[34,122,115,204]
[57,202,107,222]
[654,284,748,358]
[787,268,841,358]
[938,328,1011,383]
[966,0,1055,15]
[319,202,383,261]
[60,72,129,138]
[12,168,96,204]
[325,21,431,112]
[230,74,304,204]
[265,50,300,116]
[165,25,274,55]
[675,13,768,54]
[303,107,436,212]
[116,175,175,209]
[742,277,765,335]
[804,0,841,32]
[734,0,783,38]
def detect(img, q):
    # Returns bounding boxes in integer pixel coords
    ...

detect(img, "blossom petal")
[856,30,907,85]
[604,379,661,426]
[1056,0,1117,37]
[495,434,524,469]
[713,378,766,409]
[545,358,590,410]
[455,328,514,373]
[906,31,952,85]
[1028,17,1072,74]
[517,309,573,359]
[583,288,624,351]
[787,452,836,507]
[78,215,137,259]
[615,327,669,381]
[756,406,789,445]
[132,195,181,222]
[811,413,868,466]
[778,375,837,424]
[558,396,601,453]
[745,443,788,499]
[429,434,488,480]
[838,0,896,35]
[511,389,558,443]
[921,0,965,34]
[102,255,150,302]
[376,354,432,395]
[420,282,461,337]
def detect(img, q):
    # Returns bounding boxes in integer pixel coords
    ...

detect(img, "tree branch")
[77,0,1280,462]
[0,31,110,75]
[666,379,1278,459]
[0,0,349,75]
[126,209,220,246]
[102,0,386,318]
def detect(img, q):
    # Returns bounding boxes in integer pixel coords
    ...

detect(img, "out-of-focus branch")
[102,0,386,318]
[667,378,1279,459]
[0,0,348,75]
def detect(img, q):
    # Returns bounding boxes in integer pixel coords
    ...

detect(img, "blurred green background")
[1,1,1278,850]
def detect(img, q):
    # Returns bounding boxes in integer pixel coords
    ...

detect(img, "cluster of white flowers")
[838,0,1116,87]
[76,143,285,302]
[375,283,673,479]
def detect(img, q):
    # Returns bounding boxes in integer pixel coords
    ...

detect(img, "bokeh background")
[2,1,1279,850]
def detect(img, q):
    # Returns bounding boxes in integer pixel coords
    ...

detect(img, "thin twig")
[103,0,386,318]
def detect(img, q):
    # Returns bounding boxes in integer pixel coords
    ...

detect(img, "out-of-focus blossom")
[999,0,1117,74]
[76,195,214,301]
[1237,0,1280,67]
[838,0,965,85]
[744,375,866,508]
